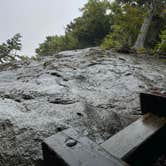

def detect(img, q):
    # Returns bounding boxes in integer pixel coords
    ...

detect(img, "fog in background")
[0,0,87,56]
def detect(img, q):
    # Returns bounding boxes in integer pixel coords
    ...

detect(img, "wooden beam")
[140,93,166,116]
[101,113,166,160]
[42,128,128,166]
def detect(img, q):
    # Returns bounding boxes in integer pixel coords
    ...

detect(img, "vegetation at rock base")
[36,34,79,56]
[154,27,166,54]
[35,0,166,57]
[0,33,22,63]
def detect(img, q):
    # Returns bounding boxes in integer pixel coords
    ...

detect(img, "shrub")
[154,28,166,54]
[101,34,121,50]
[101,3,144,50]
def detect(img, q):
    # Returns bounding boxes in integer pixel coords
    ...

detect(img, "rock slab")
[0,48,166,166]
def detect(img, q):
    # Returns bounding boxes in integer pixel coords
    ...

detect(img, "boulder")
[0,47,166,166]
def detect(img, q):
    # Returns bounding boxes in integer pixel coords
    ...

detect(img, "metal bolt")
[65,138,77,147]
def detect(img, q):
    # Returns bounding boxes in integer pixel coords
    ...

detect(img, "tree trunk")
[133,8,154,50]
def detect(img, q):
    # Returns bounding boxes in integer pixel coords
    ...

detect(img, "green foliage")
[101,34,121,49]
[36,0,166,56]
[137,47,147,54]
[145,15,166,49]
[117,0,166,50]
[101,3,144,50]
[154,27,166,54]
[66,0,111,47]
[116,0,166,10]
[36,0,112,56]
[36,34,78,56]
[0,33,22,63]
[7,33,22,51]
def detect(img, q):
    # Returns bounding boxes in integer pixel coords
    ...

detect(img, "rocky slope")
[0,47,166,166]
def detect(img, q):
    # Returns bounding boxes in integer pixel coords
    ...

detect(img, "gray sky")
[0,0,87,56]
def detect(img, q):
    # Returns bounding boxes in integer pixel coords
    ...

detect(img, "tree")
[36,34,78,56]
[0,33,22,63]
[101,2,144,49]
[66,0,112,48]
[116,0,166,50]
[36,0,113,56]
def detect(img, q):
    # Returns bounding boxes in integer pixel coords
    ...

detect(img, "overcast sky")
[0,0,87,56]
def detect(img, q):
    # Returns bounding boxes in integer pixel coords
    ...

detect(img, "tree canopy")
[36,0,166,56]
[36,0,113,56]
[66,0,111,47]
[116,0,166,50]
[101,2,145,49]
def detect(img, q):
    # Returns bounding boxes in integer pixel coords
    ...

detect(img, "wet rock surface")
[0,47,166,166]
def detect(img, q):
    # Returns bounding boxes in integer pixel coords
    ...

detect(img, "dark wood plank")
[140,93,166,116]
[101,113,166,159]
[42,128,128,166]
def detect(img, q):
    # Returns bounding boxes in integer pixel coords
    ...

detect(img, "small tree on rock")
[0,33,22,63]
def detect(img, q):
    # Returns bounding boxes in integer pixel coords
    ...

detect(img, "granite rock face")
[0,47,166,166]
